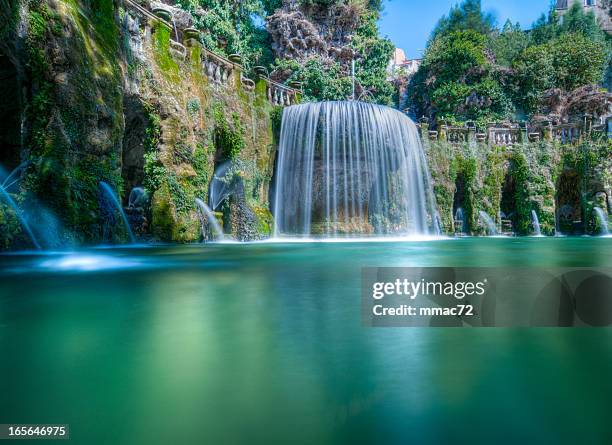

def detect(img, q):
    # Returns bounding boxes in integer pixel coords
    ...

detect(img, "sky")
[379,0,553,59]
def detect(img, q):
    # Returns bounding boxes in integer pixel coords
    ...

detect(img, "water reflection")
[1,239,612,443]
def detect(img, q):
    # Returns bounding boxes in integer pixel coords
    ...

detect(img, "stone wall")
[422,119,612,236]
[0,0,297,248]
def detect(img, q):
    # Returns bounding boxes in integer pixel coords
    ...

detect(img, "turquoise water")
[1,238,612,444]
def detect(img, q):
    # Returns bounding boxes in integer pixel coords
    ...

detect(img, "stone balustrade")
[418,117,601,146]
[123,0,300,106]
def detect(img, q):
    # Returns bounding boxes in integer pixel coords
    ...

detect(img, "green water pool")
[1,238,612,444]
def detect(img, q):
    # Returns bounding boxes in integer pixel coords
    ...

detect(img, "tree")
[551,33,607,90]
[430,0,496,41]
[176,0,272,69]
[411,30,514,125]
[512,32,607,114]
[490,20,530,67]
[558,1,607,42]
[511,44,556,114]
[529,8,559,45]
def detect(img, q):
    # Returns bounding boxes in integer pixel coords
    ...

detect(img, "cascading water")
[273,101,439,238]
[478,211,498,236]
[195,198,224,241]
[128,187,146,208]
[593,207,609,235]
[531,210,542,236]
[99,182,136,243]
[454,208,465,234]
[208,162,236,211]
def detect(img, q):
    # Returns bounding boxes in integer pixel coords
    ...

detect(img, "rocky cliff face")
[267,0,361,80]
[0,0,278,248]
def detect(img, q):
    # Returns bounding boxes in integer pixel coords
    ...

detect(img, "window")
[584,0,596,6]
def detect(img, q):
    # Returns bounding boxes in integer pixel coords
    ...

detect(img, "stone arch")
[453,173,468,233]
[121,95,147,205]
[500,170,518,235]
[556,169,583,235]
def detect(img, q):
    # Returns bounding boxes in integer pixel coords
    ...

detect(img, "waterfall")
[593,207,609,235]
[478,211,498,236]
[195,198,224,241]
[273,101,439,238]
[455,207,465,234]
[128,187,146,208]
[531,210,542,236]
[99,182,136,243]
[0,184,41,249]
[209,162,238,211]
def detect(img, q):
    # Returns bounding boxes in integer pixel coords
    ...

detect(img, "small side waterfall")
[0,184,41,249]
[195,198,224,241]
[478,211,498,236]
[593,207,609,235]
[531,210,542,236]
[273,101,439,237]
[128,187,146,208]
[209,162,239,211]
[99,182,135,243]
[454,208,465,234]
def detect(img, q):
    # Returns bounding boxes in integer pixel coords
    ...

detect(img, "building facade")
[556,0,612,33]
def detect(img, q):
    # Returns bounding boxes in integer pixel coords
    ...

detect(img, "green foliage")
[490,20,530,67]
[511,44,555,114]
[213,104,245,161]
[507,151,532,235]
[413,30,513,125]
[152,22,179,79]
[453,155,478,232]
[512,33,607,113]
[549,33,607,90]
[270,105,283,143]
[143,105,166,194]
[269,0,393,104]
[187,98,201,116]
[558,1,607,42]
[276,57,352,102]
[176,0,273,70]
[530,9,560,45]
[349,10,395,104]
[430,0,495,41]
[411,0,611,123]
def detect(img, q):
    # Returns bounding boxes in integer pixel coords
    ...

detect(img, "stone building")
[556,0,612,33]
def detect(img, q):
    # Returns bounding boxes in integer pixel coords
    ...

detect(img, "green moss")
[213,104,245,161]
[143,104,166,194]
[253,206,274,236]
[506,151,532,235]
[153,21,180,80]
[270,106,283,145]
[453,155,478,232]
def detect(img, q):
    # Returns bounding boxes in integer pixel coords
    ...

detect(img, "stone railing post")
[542,121,553,141]
[418,117,429,137]
[437,120,447,142]
[518,122,527,143]
[466,121,476,143]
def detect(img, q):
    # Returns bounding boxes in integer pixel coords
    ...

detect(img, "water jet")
[593,207,609,235]
[195,198,224,241]
[99,182,135,243]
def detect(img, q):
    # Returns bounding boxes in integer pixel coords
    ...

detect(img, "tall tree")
[430,0,496,41]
